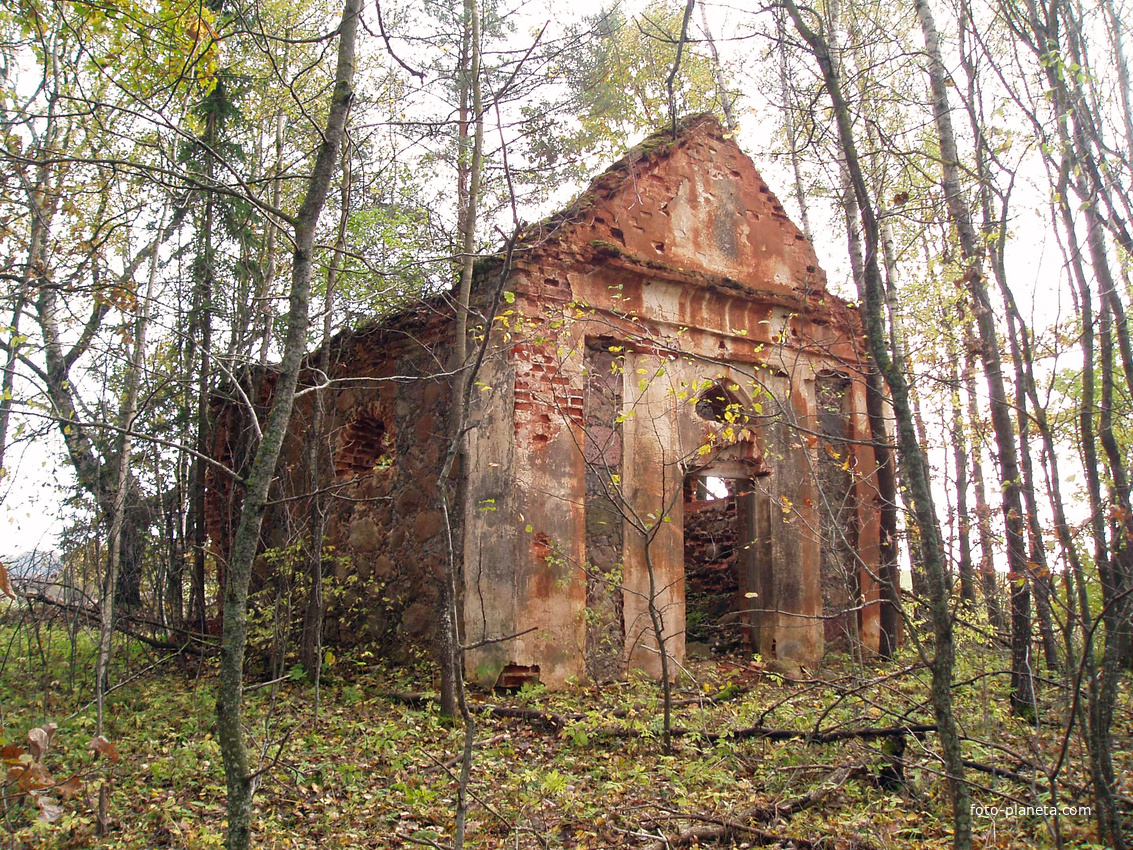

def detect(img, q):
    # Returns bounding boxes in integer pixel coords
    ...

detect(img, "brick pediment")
[521,114,826,301]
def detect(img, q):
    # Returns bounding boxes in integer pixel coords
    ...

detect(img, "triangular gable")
[524,114,826,299]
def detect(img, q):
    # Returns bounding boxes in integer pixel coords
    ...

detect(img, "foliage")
[521,0,727,178]
[4,0,1133,845]
[0,623,1125,849]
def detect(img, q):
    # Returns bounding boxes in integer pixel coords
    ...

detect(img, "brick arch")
[335,404,395,478]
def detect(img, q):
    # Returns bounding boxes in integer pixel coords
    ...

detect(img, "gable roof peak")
[516,114,827,300]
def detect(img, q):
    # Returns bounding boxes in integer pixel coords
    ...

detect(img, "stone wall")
[583,344,625,682]
[206,306,457,662]
[314,312,455,657]
[816,374,860,651]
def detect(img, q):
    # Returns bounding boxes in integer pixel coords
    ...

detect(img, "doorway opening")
[683,474,755,656]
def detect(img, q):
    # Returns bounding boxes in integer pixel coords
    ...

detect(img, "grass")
[0,617,1127,849]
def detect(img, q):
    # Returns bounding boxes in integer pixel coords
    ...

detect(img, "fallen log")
[678,722,937,744]
[391,690,938,746]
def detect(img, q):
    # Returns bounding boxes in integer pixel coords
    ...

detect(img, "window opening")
[335,410,394,477]
[704,475,729,500]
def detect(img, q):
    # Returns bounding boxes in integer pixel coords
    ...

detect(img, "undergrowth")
[0,619,1128,849]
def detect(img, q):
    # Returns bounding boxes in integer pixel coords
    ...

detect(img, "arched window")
[335,408,395,477]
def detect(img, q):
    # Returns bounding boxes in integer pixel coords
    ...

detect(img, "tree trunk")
[1054,181,1128,850]
[699,2,735,132]
[958,32,1062,667]
[190,111,217,631]
[782,5,971,845]
[775,9,813,241]
[215,4,359,847]
[0,294,26,491]
[257,36,291,367]
[1074,248,1128,850]
[990,254,1060,670]
[97,215,160,734]
[915,0,1034,716]
[434,3,485,846]
[439,0,485,722]
[946,342,976,604]
[962,345,1006,634]
[1103,0,1133,168]
[827,10,902,655]
[300,139,352,701]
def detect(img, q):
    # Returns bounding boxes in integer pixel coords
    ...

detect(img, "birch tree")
[781,3,972,845]
[214,1,360,845]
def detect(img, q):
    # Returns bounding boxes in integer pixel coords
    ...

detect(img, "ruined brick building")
[208,114,890,689]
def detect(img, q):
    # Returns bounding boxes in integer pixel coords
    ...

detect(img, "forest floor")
[1,622,1129,849]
